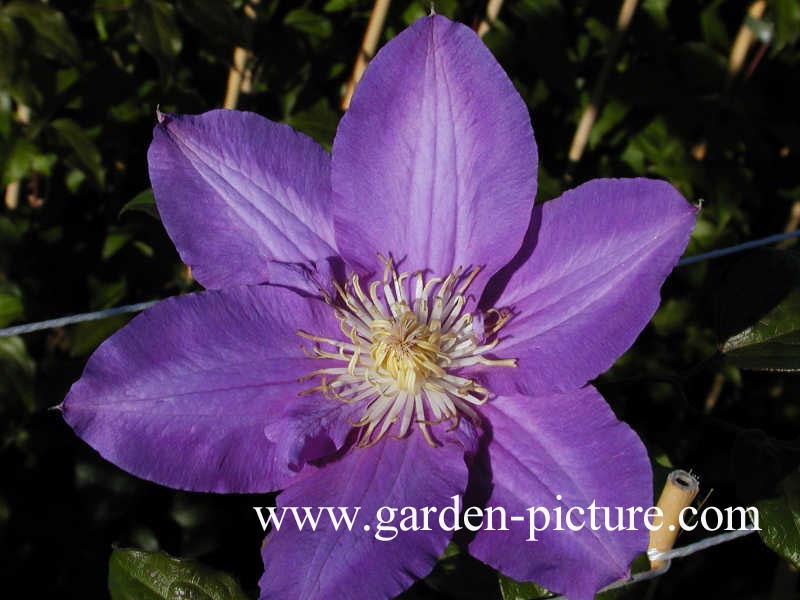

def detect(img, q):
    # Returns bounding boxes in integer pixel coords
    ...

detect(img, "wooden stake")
[341,0,392,111]
[223,1,259,110]
[648,469,700,569]
[224,46,252,109]
[475,0,504,38]
[778,201,800,249]
[728,1,767,80]
[4,103,32,210]
[567,0,639,166]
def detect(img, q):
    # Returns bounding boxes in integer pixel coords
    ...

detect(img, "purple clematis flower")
[61,14,697,600]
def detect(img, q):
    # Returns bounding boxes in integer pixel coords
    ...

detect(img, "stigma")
[297,257,515,448]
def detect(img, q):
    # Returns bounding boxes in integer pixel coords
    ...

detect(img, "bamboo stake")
[3,181,21,211]
[692,1,769,162]
[703,372,725,413]
[475,0,504,38]
[223,1,259,110]
[341,0,392,111]
[340,1,503,111]
[691,0,767,161]
[648,470,700,569]
[224,47,251,109]
[4,103,31,210]
[778,201,800,249]
[728,1,767,80]
[567,0,639,165]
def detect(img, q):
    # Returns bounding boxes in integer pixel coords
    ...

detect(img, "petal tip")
[155,105,170,126]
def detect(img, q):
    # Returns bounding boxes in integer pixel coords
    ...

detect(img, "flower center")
[370,311,443,393]
[297,257,515,447]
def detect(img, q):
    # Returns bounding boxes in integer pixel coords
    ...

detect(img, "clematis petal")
[331,14,537,290]
[61,285,347,493]
[259,433,469,600]
[480,178,697,395]
[469,388,651,600]
[264,395,362,472]
[148,109,338,291]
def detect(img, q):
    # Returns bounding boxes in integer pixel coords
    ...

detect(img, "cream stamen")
[297,258,515,447]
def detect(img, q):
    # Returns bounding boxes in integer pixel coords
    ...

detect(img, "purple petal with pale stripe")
[259,433,468,600]
[469,388,652,600]
[478,178,697,396]
[62,285,346,493]
[332,15,537,290]
[148,109,338,291]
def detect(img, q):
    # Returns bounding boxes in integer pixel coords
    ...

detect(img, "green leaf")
[285,99,338,149]
[323,0,356,12]
[588,99,629,149]
[284,8,333,39]
[721,251,800,371]
[176,0,243,45]
[133,240,154,258]
[773,0,800,51]
[68,277,128,356]
[70,315,129,357]
[108,548,249,600]
[676,41,727,92]
[88,276,127,310]
[401,3,427,25]
[130,0,182,72]
[620,117,697,197]
[756,472,800,568]
[1,137,38,184]
[642,0,671,29]
[0,285,24,327]
[584,17,612,44]
[65,168,86,193]
[699,1,729,50]
[119,189,159,219]
[1,1,80,63]
[31,151,56,175]
[498,573,550,600]
[0,15,21,84]
[102,231,132,260]
[0,335,35,407]
[723,291,800,371]
[0,335,34,376]
[0,215,27,243]
[49,118,105,187]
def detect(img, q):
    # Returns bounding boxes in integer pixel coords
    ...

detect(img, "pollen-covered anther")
[298,258,515,448]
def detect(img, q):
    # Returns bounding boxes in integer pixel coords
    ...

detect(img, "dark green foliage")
[109,547,249,600]
[1,1,800,598]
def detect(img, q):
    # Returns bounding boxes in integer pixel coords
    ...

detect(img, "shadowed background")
[1,0,799,598]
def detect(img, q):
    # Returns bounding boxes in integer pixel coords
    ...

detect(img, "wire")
[546,525,758,599]
[677,229,800,266]
[0,300,158,338]
[1,229,798,339]
[0,226,771,597]
[649,524,758,561]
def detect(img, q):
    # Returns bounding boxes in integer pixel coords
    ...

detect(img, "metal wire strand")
[0,300,158,338]
[547,525,758,599]
[1,229,799,339]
